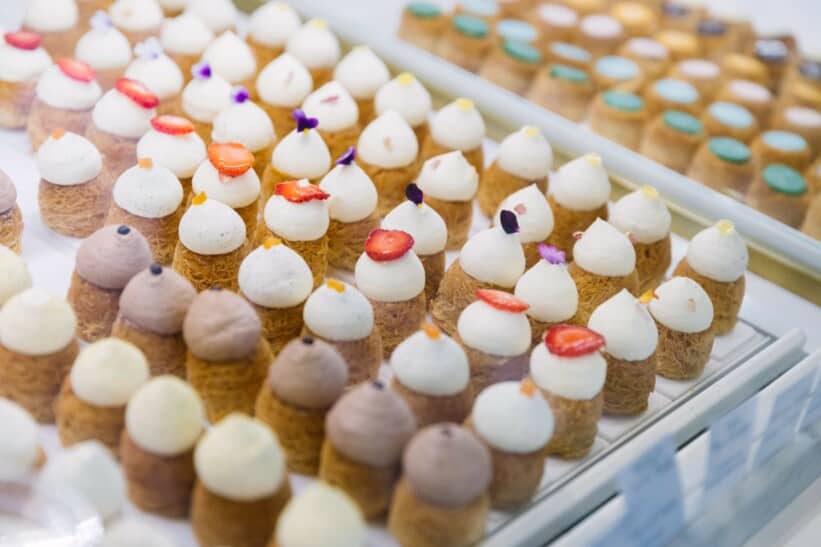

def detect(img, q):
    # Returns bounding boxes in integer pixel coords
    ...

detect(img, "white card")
[704,398,756,502]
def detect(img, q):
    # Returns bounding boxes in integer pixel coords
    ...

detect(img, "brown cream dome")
[268,336,348,410]
[75,225,153,289]
[182,288,261,361]
[119,264,197,335]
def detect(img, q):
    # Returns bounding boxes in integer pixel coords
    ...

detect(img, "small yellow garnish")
[138,157,153,169]
[717,219,735,235]
[263,237,281,250]
[584,153,602,167]
[456,97,474,111]
[192,191,207,205]
[523,126,539,137]
[520,378,536,398]
[639,289,656,304]
[309,18,327,29]
[641,185,659,199]
[422,322,441,340]
[397,72,415,86]
[51,128,66,140]
[326,278,345,292]
[353,44,368,51]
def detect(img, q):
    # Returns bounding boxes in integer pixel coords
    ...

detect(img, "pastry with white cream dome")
[191,413,291,547]
[247,2,301,69]
[422,97,486,175]
[179,62,232,142]
[256,53,314,136]
[0,245,31,306]
[319,148,381,271]
[478,126,553,217]
[0,288,78,423]
[570,217,636,313]
[0,31,52,129]
[302,80,361,161]
[529,324,606,458]
[416,150,478,249]
[546,153,611,257]
[609,185,672,293]
[431,211,525,336]
[211,87,275,178]
[382,183,448,303]
[495,183,555,267]
[588,289,658,415]
[390,323,472,428]
[124,38,185,109]
[184,0,237,34]
[21,0,81,59]
[334,45,391,124]
[285,19,341,88]
[716,79,774,128]
[103,519,176,547]
[647,277,715,379]
[109,0,164,45]
[137,114,207,199]
[275,482,366,547]
[577,13,624,57]
[355,229,427,358]
[160,13,215,81]
[0,398,43,480]
[0,171,22,252]
[27,59,101,149]
[74,11,132,90]
[374,72,433,144]
[238,237,313,354]
[201,31,258,93]
[120,375,206,517]
[255,336,347,475]
[172,192,248,292]
[673,219,747,335]
[55,338,149,456]
[301,279,383,385]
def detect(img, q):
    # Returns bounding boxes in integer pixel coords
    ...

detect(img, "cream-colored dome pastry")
[285,19,340,88]
[160,13,215,81]
[137,114,207,200]
[273,483,365,547]
[334,45,390,124]
[301,80,361,161]
[184,0,237,35]
[421,98,486,176]
[247,2,301,69]
[416,150,478,249]
[75,11,131,90]
[0,31,52,129]
[0,245,31,306]
[0,169,24,251]
[374,72,433,145]
[494,183,555,268]
[179,62,232,143]
[211,87,276,178]
[256,53,314,137]
[22,0,81,60]
[125,38,184,113]
[201,31,257,95]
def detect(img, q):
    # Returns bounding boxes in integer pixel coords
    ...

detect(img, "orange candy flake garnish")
[326,278,346,292]
[263,237,282,249]
[639,289,657,304]
[51,128,66,140]
[192,191,208,205]
[138,157,153,169]
[519,378,537,398]
[422,322,441,340]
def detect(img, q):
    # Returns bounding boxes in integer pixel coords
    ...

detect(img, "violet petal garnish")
[406,183,423,205]
[191,61,211,80]
[499,210,519,234]
[231,86,250,104]
[134,37,163,60]
[293,109,319,132]
[538,243,565,265]
[336,146,356,166]
[90,10,112,31]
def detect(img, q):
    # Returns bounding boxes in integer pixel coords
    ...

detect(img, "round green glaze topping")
[709,137,751,164]
[663,110,702,135]
[453,14,489,38]
[762,164,806,195]
[603,90,644,112]
[407,2,441,18]
[550,64,589,84]
[503,40,541,64]
[551,42,592,63]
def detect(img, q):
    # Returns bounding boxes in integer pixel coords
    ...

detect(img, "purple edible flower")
[405,183,423,205]
[191,62,211,80]
[499,210,519,234]
[538,243,565,265]
[90,10,112,31]
[231,86,250,104]
[292,109,319,132]
[134,37,163,60]
[336,147,356,166]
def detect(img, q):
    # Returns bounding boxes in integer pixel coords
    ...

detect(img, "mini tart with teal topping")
[702,101,759,143]
[750,130,812,173]
[434,13,492,73]
[477,39,542,95]
[525,63,595,122]
[745,163,811,228]
[589,89,648,150]
[644,77,701,118]
[638,109,705,174]
[687,136,754,198]
[591,55,644,93]
[544,41,592,72]
[398,1,447,52]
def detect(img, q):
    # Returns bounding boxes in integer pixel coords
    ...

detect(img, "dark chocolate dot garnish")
[441,425,453,437]
[662,3,688,17]
[149,264,163,276]
[117,225,131,235]
[209,285,223,291]
[302,336,314,346]
[697,20,726,36]
[372,380,384,390]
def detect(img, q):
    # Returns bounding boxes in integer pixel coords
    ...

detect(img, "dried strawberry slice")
[57,58,96,82]
[115,78,159,109]
[544,325,605,357]
[274,180,330,203]
[475,289,529,312]
[4,31,42,50]
[151,115,194,135]
[364,229,414,262]
[207,142,254,177]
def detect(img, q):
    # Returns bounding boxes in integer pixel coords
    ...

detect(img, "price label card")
[704,398,756,502]
[799,368,821,431]
[754,373,814,467]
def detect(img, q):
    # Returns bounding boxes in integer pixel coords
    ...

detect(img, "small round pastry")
[432,212,526,337]
[669,58,722,102]
[801,192,821,240]
[0,399,42,481]
[124,38,184,113]
[569,218,639,324]
[771,105,821,154]
[467,379,553,508]
[644,77,701,118]
[0,31,51,129]
[529,324,606,459]
[388,423,491,547]
[382,185,448,304]
[751,130,813,173]
[160,13,215,82]
[422,98,485,176]
[647,277,714,379]
[137,115,206,199]
[544,41,592,71]
[357,109,420,216]
[255,336,346,475]
[416,151,478,249]
[531,3,579,44]
[85,78,159,192]
[191,414,292,547]
[158,0,186,16]
[256,53,314,137]
[589,90,648,150]
[478,125,552,217]
[0,170,23,252]
[390,323,472,429]
[109,0,164,45]
[398,2,447,52]
[22,0,81,60]
[27,59,102,148]
[752,38,791,90]
[55,338,149,456]
[672,220,747,335]
[247,2,301,69]
[659,1,702,32]
[721,53,769,86]
[808,158,821,195]
[104,519,176,547]
[111,264,196,378]
[655,29,700,61]
[319,148,380,271]
[261,109,331,203]
[201,31,257,95]
[639,110,705,173]
[609,185,672,293]
[456,289,532,398]
[618,37,670,81]
[546,153,610,257]
[577,14,624,58]
[0,245,31,306]
[184,0,237,35]
[120,375,205,517]
[67,225,153,341]
[301,81,361,161]
[0,289,78,423]
[716,79,774,127]
[478,36,542,95]
[435,14,492,72]
[355,229,427,358]
[609,1,656,38]
[588,290,657,415]
[74,11,131,90]
[193,141,261,237]
[695,19,731,61]
[592,55,644,93]
[374,72,433,145]
[286,19,340,88]
[494,184,555,267]
[302,279,383,385]
[778,78,821,113]
[238,238,313,354]
[701,101,758,143]
[179,62,232,143]
[334,45,390,125]
[260,180,330,288]
[273,483,366,547]
[514,244,579,344]
[526,64,595,121]
[455,0,501,22]
[183,288,272,422]
[687,136,754,198]
[746,164,811,228]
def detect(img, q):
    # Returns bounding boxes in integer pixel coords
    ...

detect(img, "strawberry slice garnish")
[208,142,255,177]
[544,325,605,357]
[364,229,414,262]
[4,31,42,50]
[475,289,529,313]
[275,180,330,203]
[115,78,159,109]
[57,58,96,83]
[151,115,195,136]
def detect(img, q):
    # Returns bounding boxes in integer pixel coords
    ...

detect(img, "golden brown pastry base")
[644,88,702,119]
[653,321,714,380]
[191,479,292,547]
[78,0,113,28]
[247,300,304,356]
[639,115,706,174]
[771,107,821,154]
[751,138,813,173]
[569,262,640,326]
[703,109,759,143]
[168,53,200,86]
[578,30,624,59]
[478,160,548,219]
[0,339,78,424]
[370,291,427,359]
[38,178,109,239]
[526,67,595,122]
[412,122,430,152]
[319,440,398,519]
[55,379,126,457]
[27,100,93,149]
[602,352,656,416]
[715,87,774,128]
[634,236,672,294]
[361,160,420,218]
[391,377,473,429]
[303,326,383,386]
[110,316,187,378]
[424,194,473,250]
[420,139,484,180]
[326,211,380,271]
[255,228,328,289]
[255,388,328,475]
[419,250,446,305]
[673,258,745,336]
[746,177,811,228]
[120,29,161,48]
[247,38,283,74]
[67,272,122,342]
[105,203,183,265]
[354,96,377,126]
[434,27,491,72]
[541,388,602,459]
[520,240,546,269]
[259,165,325,209]
[171,241,248,293]
[619,46,670,83]
[398,10,446,52]
[546,197,608,260]
[186,338,271,423]
[589,96,648,151]
[592,70,645,95]
[251,143,274,180]
[431,259,509,337]
[94,66,126,92]
[259,104,300,142]
[388,478,489,547]
[456,334,529,395]
[0,205,23,253]
[85,122,139,192]
[801,195,821,240]
[309,66,335,89]
[478,49,539,95]
[319,125,362,165]
[0,79,36,129]
[120,430,196,519]
[191,118,213,145]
